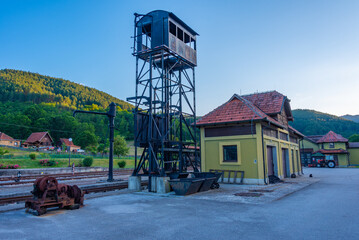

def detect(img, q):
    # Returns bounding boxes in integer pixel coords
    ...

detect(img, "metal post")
[73,102,116,182]
[68,146,71,167]
[108,102,116,182]
[179,70,183,173]
[148,55,153,191]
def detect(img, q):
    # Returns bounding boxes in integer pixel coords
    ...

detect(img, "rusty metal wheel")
[38,177,58,192]
[36,207,47,216]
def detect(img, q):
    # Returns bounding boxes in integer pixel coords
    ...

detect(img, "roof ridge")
[233,94,265,119]
[240,90,281,97]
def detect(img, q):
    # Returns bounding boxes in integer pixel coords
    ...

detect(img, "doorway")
[282,148,289,178]
[267,146,274,176]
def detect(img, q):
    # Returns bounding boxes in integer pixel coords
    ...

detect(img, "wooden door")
[267,146,274,176]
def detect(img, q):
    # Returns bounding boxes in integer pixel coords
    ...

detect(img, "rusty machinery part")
[25,176,84,216]
[31,176,59,198]
[71,185,84,205]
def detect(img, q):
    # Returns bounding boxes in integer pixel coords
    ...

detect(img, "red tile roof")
[242,91,286,114]
[0,132,15,141]
[196,94,284,128]
[314,149,348,154]
[60,138,80,148]
[317,131,348,143]
[24,132,53,144]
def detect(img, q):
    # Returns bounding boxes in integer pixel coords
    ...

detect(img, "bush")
[118,160,126,168]
[0,164,20,169]
[39,159,58,166]
[29,153,36,160]
[83,157,93,167]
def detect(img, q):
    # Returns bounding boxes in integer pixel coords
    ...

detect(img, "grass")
[0,147,135,169]
[0,157,135,169]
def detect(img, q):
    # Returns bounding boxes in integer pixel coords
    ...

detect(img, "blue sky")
[1,0,359,116]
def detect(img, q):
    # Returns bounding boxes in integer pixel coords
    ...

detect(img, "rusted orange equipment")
[25,176,84,216]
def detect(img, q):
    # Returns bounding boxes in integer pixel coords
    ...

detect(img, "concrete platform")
[2,168,359,240]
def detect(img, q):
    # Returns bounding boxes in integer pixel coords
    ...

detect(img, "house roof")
[348,142,359,148]
[241,91,292,119]
[314,149,348,154]
[0,132,15,141]
[24,132,53,144]
[301,148,314,152]
[60,138,80,148]
[305,135,324,143]
[317,131,348,143]
[196,94,284,128]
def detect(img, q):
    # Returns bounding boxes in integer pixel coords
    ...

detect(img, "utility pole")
[73,102,116,182]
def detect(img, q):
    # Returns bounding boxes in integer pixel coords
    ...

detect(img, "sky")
[1,0,359,116]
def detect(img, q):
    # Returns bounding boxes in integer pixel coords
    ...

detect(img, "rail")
[0,181,148,206]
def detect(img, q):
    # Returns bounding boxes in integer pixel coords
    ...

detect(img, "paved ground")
[1,168,359,240]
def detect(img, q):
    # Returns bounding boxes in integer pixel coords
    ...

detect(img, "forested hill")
[290,109,359,138]
[0,69,133,111]
[341,114,359,123]
[0,69,135,149]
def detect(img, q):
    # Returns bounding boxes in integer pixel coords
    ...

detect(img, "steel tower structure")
[127,10,199,188]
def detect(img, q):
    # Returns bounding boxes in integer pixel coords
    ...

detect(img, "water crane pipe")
[73,102,116,182]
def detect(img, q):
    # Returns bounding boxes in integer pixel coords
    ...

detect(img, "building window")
[223,145,238,162]
[169,21,176,36]
[219,141,241,165]
[177,27,184,41]
[329,143,334,148]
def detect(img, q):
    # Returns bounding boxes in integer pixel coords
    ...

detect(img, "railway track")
[0,169,132,182]
[0,181,147,206]
[0,173,129,186]
[0,169,133,186]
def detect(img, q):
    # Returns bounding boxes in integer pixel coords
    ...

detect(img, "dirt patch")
[234,192,263,197]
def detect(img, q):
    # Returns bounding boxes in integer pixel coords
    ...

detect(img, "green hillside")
[341,114,359,123]
[290,109,359,138]
[0,69,132,111]
[0,69,134,148]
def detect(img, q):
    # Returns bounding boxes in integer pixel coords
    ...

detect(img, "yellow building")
[196,91,303,184]
[348,143,359,165]
[0,132,21,147]
[300,131,353,167]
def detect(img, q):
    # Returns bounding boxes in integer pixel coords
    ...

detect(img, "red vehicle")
[308,156,336,168]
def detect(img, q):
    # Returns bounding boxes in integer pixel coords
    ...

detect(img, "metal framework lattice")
[127,12,199,183]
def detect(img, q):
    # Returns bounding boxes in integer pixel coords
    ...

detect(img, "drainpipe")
[261,126,268,185]
[291,150,295,177]
[300,139,304,174]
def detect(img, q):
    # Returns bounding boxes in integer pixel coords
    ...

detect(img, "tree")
[85,146,97,155]
[0,147,9,158]
[74,130,98,149]
[113,135,129,158]
[97,143,108,157]
[349,134,359,142]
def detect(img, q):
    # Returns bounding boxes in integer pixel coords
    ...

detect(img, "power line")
[0,121,75,134]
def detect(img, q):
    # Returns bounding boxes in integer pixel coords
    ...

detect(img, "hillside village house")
[196,91,303,184]
[0,132,21,147]
[59,138,81,152]
[301,131,359,167]
[22,132,53,148]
